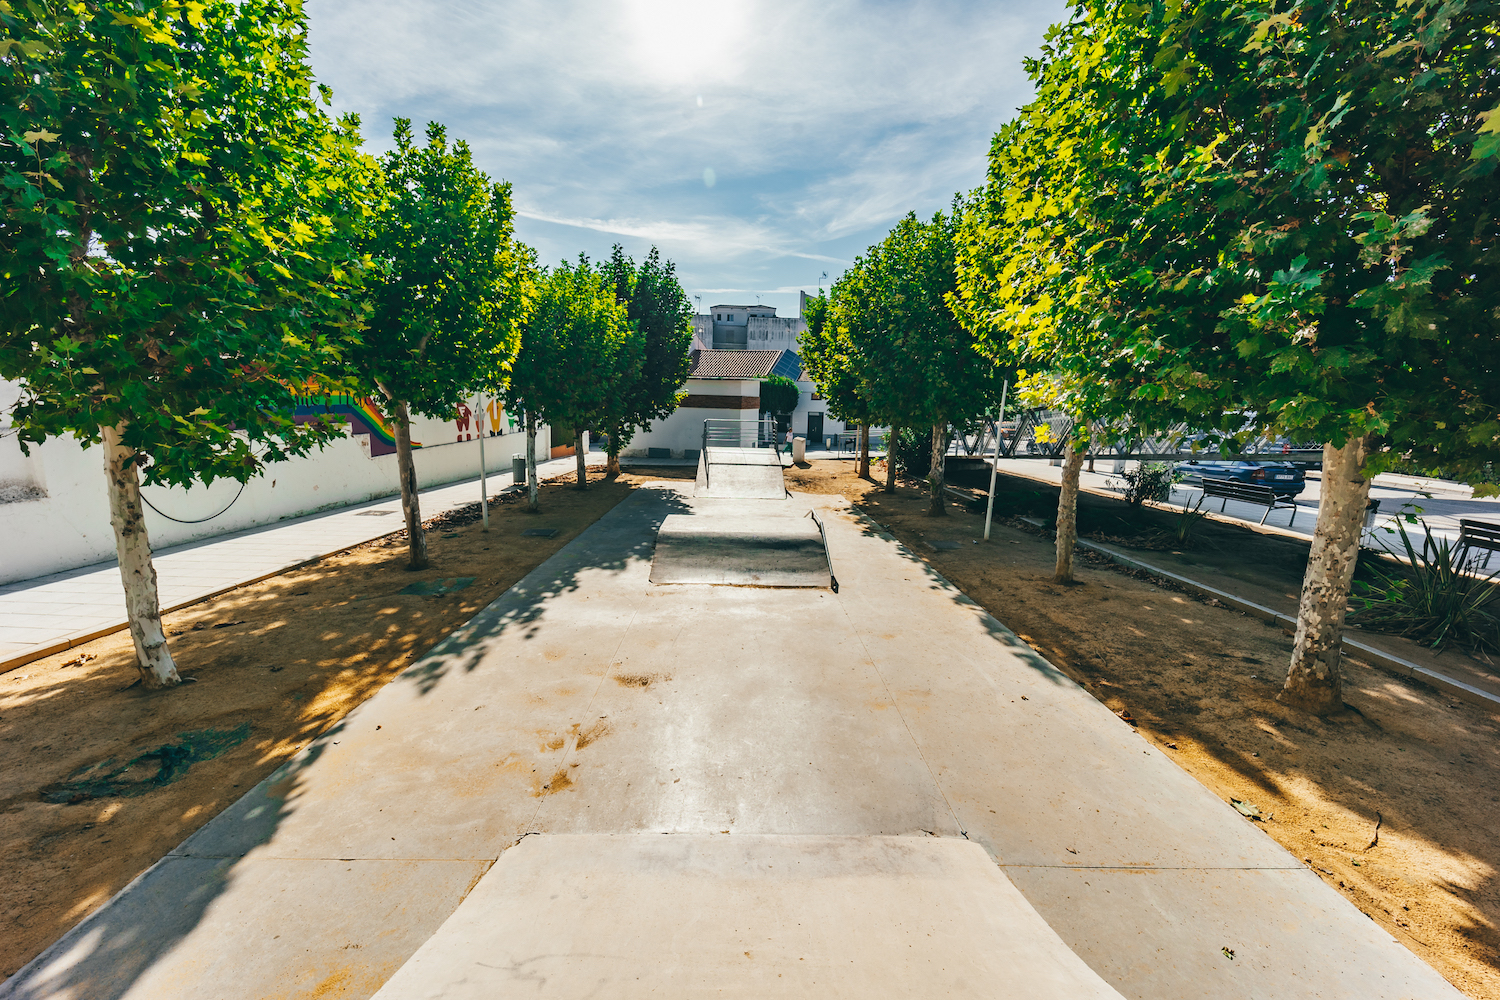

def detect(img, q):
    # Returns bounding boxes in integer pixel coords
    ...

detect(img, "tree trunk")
[606,426,621,478]
[102,424,181,688]
[575,430,588,489]
[1053,437,1086,584]
[526,412,540,512]
[885,426,898,493]
[927,424,947,515]
[391,399,428,570]
[1280,435,1372,715]
[858,425,870,478]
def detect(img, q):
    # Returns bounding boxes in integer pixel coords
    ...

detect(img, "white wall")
[623,378,759,457]
[618,374,888,457]
[0,385,549,584]
[789,378,887,449]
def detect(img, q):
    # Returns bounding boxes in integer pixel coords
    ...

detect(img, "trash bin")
[792,436,806,462]
[512,455,527,483]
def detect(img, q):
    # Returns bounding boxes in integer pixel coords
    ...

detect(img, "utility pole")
[476,392,489,531]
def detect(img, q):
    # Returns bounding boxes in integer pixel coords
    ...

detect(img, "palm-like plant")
[1351,520,1500,655]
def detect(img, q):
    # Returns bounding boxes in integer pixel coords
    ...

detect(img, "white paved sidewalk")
[0,454,603,671]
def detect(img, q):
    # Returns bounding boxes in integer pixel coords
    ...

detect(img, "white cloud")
[307,0,1066,314]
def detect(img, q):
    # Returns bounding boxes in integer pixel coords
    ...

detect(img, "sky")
[307,0,1068,319]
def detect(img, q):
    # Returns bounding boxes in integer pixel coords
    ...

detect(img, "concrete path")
[0,454,603,672]
[0,484,1463,999]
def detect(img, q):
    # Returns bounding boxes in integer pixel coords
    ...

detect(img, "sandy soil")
[785,459,1500,999]
[0,468,691,979]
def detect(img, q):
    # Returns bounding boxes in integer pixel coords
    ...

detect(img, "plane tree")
[353,119,526,569]
[839,206,1001,515]
[800,290,881,481]
[0,0,373,688]
[598,245,692,477]
[958,0,1500,710]
[505,255,636,507]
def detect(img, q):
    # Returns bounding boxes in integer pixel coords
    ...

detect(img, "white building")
[694,303,806,353]
[630,297,884,457]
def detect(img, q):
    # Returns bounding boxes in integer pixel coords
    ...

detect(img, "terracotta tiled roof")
[688,350,785,379]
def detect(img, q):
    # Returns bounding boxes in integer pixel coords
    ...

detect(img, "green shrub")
[759,375,798,415]
[891,427,931,478]
[1350,519,1500,654]
[1120,462,1173,505]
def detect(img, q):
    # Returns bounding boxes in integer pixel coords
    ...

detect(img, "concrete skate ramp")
[651,513,831,587]
[371,834,1127,1000]
[695,446,787,499]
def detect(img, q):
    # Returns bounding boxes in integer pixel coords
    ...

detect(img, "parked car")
[1174,459,1307,497]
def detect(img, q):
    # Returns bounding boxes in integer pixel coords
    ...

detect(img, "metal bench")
[1199,477,1302,526]
[1459,518,1500,571]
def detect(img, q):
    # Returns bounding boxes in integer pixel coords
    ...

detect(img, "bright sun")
[621,0,749,84]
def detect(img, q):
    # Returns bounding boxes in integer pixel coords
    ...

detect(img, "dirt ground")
[785,459,1500,999]
[3,459,1497,995]
[0,468,691,980]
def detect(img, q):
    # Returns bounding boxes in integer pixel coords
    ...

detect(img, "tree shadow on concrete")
[840,487,1077,689]
[0,474,678,999]
[399,485,691,696]
[843,467,1500,994]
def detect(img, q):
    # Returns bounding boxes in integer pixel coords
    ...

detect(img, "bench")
[1199,477,1302,526]
[1459,518,1500,571]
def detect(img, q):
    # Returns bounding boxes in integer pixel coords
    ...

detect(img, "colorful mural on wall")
[293,395,417,458]
[293,395,516,457]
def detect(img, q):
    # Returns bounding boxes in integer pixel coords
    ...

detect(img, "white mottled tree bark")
[885,426,898,493]
[575,430,587,489]
[102,424,180,688]
[927,424,947,515]
[1280,435,1372,715]
[390,398,428,570]
[1053,438,1085,584]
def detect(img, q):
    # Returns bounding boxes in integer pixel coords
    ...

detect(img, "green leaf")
[1470,133,1500,162]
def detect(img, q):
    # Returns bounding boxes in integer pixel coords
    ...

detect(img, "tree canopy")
[356,118,525,418]
[0,0,374,486]
[505,254,637,503]
[598,245,692,472]
[958,0,1500,471]
[0,0,375,687]
[799,290,878,430]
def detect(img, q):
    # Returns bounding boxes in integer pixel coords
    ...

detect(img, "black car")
[1174,459,1307,497]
